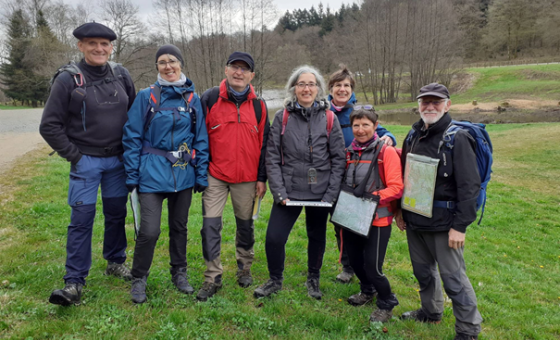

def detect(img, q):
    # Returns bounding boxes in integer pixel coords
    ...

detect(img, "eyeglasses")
[228,64,251,74]
[418,99,447,107]
[296,83,317,89]
[354,105,374,111]
[156,59,179,68]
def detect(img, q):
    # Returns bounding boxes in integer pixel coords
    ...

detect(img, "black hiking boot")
[305,277,322,300]
[196,282,222,302]
[336,270,354,284]
[171,268,194,294]
[105,261,132,281]
[130,276,147,304]
[236,269,253,288]
[254,279,282,298]
[400,308,442,324]
[49,282,83,306]
[454,334,478,340]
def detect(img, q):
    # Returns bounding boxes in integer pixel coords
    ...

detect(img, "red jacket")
[202,80,268,183]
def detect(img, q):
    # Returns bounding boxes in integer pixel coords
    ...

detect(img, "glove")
[126,184,138,193]
[194,183,207,193]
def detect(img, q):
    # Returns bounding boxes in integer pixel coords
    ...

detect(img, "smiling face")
[330,78,353,106]
[295,73,318,108]
[418,95,451,127]
[78,37,113,66]
[157,54,182,83]
[225,61,254,92]
[352,117,378,143]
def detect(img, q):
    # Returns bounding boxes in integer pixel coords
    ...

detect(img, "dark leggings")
[265,204,329,281]
[131,189,192,278]
[343,226,398,309]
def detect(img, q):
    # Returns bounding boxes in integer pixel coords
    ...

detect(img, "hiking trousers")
[201,175,256,284]
[406,229,482,336]
[131,189,193,278]
[265,203,329,281]
[64,155,128,285]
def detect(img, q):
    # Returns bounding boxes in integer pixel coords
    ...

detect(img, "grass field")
[1,123,559,339]
[365,64,560,111]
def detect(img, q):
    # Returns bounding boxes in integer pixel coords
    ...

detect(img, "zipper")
[171,111,177,192]
[236,103,240,182]
[211,124,221,129]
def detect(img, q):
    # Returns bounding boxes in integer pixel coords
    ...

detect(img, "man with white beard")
[395,83,482,340]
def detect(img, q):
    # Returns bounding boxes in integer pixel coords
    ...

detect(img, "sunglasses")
[353,105,374,111]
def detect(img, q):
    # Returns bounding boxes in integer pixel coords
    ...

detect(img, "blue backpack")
[407,120,493,224]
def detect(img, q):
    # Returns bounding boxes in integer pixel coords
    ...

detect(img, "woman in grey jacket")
[254,65,346,300]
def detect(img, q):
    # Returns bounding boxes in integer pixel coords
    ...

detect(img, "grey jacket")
[266,101,346,204]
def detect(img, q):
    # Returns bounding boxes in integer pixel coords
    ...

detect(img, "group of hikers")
[39,22,483,340]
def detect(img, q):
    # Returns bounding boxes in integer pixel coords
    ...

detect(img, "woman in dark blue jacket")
[327,65,396,284]
[123,45,209,304]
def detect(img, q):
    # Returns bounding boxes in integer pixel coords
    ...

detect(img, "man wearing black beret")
[40,22,137,306]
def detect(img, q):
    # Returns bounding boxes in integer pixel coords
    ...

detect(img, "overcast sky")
[63,0,356,25]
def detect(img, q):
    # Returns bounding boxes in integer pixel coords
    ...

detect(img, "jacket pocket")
[310,164,331,195]
[282,168,294,194]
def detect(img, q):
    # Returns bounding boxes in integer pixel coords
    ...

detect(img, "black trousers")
[131,188,192,278]
[265,204,329,281]
[334,223,352,271]
[343,226,398,310]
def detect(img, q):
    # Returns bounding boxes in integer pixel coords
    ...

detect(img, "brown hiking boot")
[369,308,393,323]
[196,282,222,302]
[347,292,376,306]
[236,269,253,288]
[400,308,442,324]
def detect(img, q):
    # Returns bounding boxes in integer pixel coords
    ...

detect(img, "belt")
[75,143,123,157]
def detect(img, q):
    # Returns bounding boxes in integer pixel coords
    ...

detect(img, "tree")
[100,0,145,64]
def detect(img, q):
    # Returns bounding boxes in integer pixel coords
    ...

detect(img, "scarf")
[157,72,187,87]
[229,85,250,102]
[351,134,377,151]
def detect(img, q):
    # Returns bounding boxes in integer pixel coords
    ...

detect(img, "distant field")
[365,63,560,111]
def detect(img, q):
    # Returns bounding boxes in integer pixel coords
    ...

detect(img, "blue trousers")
[64,155,128,284]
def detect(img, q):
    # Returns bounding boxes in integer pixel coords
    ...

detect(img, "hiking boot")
[49,282,83,306]
[336,270,354,284]
[253,279,282,298]
[348,292,376,306]
[105,261,132,281]
[400,308,442,324]
[131,276,147,304]
[171,268,194,294]
[196,282,222,302]
[305,277,322,300]
[454,334,478,340]
[369,308,393,323]
[236,269,253,288]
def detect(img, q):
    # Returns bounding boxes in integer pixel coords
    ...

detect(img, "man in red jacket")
[197,52,269,301]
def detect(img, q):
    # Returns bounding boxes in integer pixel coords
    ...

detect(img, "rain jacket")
[123,79,209,193]
[328,93,396,147]
[266,101,346,204]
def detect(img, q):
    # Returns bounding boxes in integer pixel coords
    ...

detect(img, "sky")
[63,0,356,25]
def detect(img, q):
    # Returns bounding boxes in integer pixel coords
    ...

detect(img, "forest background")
[1,0,560,108]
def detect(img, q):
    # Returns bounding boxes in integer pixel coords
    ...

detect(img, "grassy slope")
[0,123,559,339]
[365,64,560,111]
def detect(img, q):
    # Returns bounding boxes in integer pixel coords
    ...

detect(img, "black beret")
[73,22,117,41]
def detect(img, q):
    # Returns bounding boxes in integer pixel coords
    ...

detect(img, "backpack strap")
[326,109,334,137]
[205,86,220,116]
[253,98,263,124]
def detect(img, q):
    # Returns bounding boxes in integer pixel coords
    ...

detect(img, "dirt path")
[0,109,46,179]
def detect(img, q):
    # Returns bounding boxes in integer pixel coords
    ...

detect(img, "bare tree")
[100,0,145,64]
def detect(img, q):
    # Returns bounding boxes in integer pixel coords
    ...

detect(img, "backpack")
[280,107,335,165]
[205,85,264,125]
[49,61,125,130]
[143,84,195,134]
[405,120,493,225]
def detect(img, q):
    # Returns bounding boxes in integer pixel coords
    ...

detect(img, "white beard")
[420,108,445,126]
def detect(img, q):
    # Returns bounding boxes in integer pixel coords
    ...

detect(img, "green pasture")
[367,63,560,110]
[0,123,559,339]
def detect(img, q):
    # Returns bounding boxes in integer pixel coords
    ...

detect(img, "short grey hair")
[283,65,328,107]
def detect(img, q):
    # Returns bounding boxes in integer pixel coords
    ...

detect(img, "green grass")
[1,123,560,339]
[367,64,560,111]
[0,104,41,110]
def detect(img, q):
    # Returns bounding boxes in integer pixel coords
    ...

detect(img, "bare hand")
[256,181,267,199]
[395,210,406,231]
[281,198,290,205]
[379,135,394,146]
[448,228,466,249]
